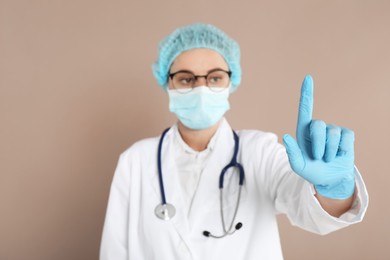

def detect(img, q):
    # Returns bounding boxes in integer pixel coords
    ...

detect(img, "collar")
[171,118,231,155]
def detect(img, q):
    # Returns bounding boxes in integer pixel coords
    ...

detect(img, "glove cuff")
[315,178,356,200]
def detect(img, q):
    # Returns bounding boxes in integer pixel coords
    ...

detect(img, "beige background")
[1,0,389,259]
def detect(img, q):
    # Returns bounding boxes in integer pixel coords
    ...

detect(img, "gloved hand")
[283,75,355,200]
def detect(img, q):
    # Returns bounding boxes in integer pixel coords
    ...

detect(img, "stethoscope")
[154,127,245,238]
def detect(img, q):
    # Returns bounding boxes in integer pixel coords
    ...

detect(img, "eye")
[207,71,226,85]
[178,76,194,85]
[209,76,222,83]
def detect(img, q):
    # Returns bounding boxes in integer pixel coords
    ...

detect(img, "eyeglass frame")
[168,68,232,88]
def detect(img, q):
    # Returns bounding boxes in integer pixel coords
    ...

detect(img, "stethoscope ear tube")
[203,186,244,238]
[203,222,243,238]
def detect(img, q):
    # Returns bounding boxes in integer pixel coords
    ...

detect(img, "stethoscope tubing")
[157,127,171,206]
[219,131,245,188]
[156,127,245,238]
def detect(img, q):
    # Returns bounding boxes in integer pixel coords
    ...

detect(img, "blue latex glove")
[283,75,355,200]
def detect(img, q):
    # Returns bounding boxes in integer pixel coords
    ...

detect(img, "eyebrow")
[169,67,229,75]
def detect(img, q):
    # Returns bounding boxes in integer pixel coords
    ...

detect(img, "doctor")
[100,23,368,260]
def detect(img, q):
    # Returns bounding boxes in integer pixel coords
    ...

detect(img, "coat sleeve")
[258,133,369,235]
[100,152,131,260]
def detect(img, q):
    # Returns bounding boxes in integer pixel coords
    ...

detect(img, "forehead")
[170,48,229,73]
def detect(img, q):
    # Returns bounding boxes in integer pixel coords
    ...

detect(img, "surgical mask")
[168,86,230,130]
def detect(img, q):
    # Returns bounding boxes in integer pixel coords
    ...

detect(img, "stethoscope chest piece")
[155,203,176,220]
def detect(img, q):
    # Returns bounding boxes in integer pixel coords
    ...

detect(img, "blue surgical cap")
[152,23,241,92]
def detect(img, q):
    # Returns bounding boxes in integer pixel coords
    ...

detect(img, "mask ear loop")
[228,82,234,93]
[164,80,171,93]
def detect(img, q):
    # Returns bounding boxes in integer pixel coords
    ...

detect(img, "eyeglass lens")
[171,70,230,92]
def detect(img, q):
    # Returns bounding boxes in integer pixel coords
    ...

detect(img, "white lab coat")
[100,119,368,260]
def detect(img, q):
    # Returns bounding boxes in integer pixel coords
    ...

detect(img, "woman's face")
[168,48,229,89]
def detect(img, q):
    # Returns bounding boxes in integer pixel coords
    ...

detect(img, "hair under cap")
[152,23,241,92]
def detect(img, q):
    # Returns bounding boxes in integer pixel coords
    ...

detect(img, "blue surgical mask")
[168,86,230,130]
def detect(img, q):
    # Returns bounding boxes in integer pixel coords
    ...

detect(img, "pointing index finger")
[296,75,314,145]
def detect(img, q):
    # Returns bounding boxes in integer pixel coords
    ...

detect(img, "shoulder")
[238,129,279,146]
[237,129,285,156]
[119,136,160,164]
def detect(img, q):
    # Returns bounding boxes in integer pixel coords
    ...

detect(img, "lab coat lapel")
[148,120,236,247]
[188,119,235,228]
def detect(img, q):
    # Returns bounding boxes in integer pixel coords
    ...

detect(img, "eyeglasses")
[168,69,231,94]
